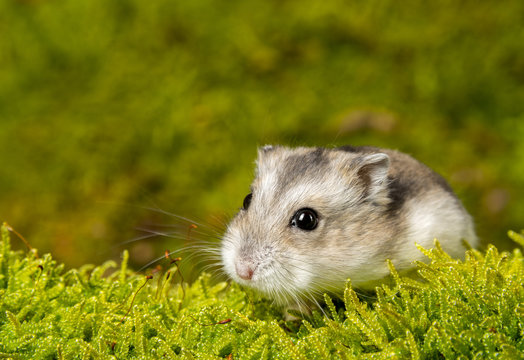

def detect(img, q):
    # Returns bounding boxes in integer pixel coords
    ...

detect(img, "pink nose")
[235,261,255,280]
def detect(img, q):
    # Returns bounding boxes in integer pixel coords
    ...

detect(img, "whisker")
[139,205,225,236]
[138,249,183,272]
[109,232,161,250]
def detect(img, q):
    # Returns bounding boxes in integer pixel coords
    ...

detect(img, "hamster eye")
[290,208,319,231]
[242,193,253,210]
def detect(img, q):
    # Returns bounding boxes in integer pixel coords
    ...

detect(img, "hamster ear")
[255,145,279,175]
[257,144,276,157]
[355,153,390,186]
[352,153,390,199]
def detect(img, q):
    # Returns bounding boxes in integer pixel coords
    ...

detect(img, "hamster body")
[221,145,477,305]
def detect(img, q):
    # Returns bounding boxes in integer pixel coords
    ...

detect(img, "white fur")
[396,193,477,268]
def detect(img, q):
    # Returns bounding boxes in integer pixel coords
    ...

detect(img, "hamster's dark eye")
[242,193,253,210]
[290,208,319,231]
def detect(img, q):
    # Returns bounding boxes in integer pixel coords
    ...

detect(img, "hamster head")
[221,145,395,305]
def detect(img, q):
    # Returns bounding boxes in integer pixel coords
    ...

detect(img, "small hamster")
[221,145,477,305]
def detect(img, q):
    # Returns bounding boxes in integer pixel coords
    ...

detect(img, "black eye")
[242,193,253,210]
[290,208,319,231]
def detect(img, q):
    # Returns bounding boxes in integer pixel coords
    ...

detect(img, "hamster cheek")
[221,229,242,281]
[290,258,314,290]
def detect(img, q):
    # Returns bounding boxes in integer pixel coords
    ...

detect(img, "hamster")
[221,145,477,306]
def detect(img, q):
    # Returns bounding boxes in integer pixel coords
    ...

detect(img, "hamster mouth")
[230,258,334,307]
[222,238,317,304]
[238,259,317,305]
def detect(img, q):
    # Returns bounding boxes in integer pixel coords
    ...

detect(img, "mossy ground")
[1,223,523,359]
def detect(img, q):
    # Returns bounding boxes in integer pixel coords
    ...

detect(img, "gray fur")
[222,145,477,306]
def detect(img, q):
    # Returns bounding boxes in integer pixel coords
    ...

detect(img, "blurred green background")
[1,0,523,270]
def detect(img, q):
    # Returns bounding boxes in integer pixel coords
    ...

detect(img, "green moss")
[1,223,523,359]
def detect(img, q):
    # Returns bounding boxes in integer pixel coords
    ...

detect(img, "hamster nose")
[235,260,257,280]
